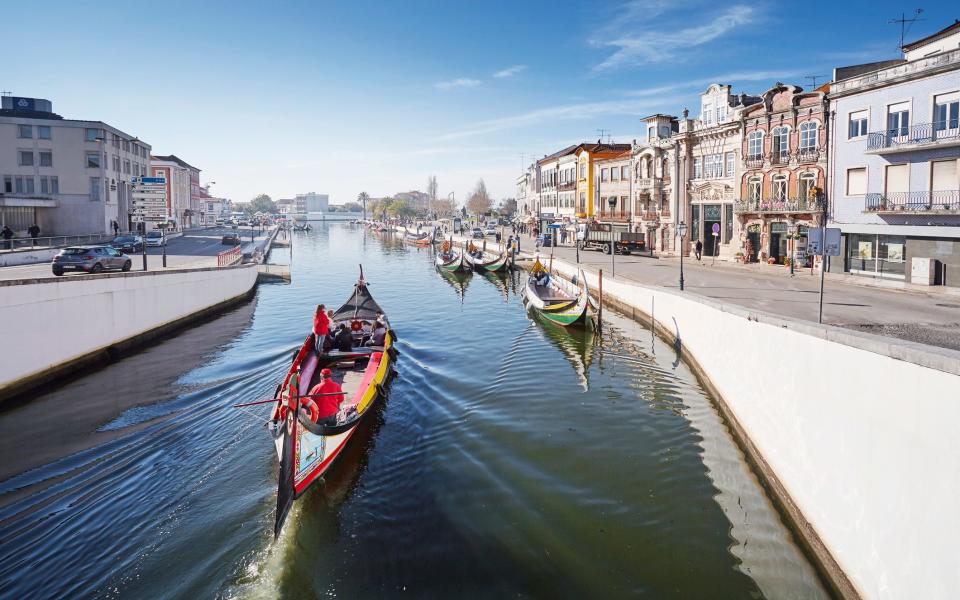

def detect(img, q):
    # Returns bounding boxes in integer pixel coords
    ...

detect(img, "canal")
[0,223,828,599]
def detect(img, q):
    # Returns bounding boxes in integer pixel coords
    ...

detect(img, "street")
[0,226,267,281]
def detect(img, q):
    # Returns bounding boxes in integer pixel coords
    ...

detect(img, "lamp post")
[677,221,688,291]
[789,223,798,276]
[607,196,617,277]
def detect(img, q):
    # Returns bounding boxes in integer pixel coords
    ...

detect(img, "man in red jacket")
[308,368,345,425]
[312,304,329,354]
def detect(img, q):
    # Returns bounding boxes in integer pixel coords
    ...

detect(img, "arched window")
[799,121,818,150]
[747,131,764,158]
[798,172,817,202]
[748,177,762,202]
[772,174,788,201]
[771,127,790,156]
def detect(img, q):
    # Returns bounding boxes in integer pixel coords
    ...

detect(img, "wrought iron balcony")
[598,210,630,222]
[864,190,960,213]
[769,152,790,166]
[635,177,663,189]
[558,181,576,191]
[641,211,659,221]
[744,155,764,169]
[734,197,823,214]
[797,148,820,163]
[866,122,960,153]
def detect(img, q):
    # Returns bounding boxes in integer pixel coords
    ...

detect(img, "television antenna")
[0,91,12,97]
[595,128,612,144]
[804,75,825,89]
[889,9,924,49]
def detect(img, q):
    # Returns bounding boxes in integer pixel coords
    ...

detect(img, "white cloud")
[492,65,527,79]
[624,70,803,97]
[434,78,481,90]
[592,5,757,71]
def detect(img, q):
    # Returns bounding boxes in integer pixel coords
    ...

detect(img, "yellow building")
[574,143,632,218]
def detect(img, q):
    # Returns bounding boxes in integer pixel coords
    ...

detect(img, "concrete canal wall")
[546,259,960,600]
[0,264,259,402]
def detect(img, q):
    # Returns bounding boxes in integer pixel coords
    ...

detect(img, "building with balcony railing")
[633,113,678,254]
[595,150,632,227]
[1,95,152,236]
[738,83,828,264]
[829,21,960,286]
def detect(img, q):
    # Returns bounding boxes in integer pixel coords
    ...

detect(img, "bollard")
[598,269,603,332]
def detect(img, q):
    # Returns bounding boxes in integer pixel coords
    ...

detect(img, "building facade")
[736,83,828,264]
[829,22,960,285]
[295,192,329,214]
[1,96,151,235]
[574,142,631,221]
[594,150,632,226]
[633,114,678,253]
[149,155,194,230]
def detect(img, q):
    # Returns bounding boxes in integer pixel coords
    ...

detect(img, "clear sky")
[4,1,956,206]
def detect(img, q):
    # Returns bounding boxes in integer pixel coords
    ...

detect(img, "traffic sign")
[824,228,841,256]
[133,177,167,185]
[711,223,720,235]
[132,191,167,198]
[806,228,841,256]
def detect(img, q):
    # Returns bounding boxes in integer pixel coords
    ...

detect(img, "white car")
[484,226,498,237]
[145,230,166,247]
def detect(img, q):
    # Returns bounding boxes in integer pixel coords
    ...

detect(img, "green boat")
[522,264,596,328]
[464,248,510,273]
[435,247,469,273]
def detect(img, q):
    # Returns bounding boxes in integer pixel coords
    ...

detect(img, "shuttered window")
[931,160,957,191]
[884,164,909,194]
[846,168,867,196]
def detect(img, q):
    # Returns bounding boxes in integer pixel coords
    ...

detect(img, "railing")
[734,197,823,213]
[744,155,764,168]
[769,152,790,166]
[217,246,242,267]
[797,148,820,163]
[635,178,662,189]
[0,232,115,252]
[558,181,576,191]
[866,122,960,151]
[642,211,659,221]
[864,190,960,212]
[598,210,631,221]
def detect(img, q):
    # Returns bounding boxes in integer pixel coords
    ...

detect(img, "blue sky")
[4,1,956,205]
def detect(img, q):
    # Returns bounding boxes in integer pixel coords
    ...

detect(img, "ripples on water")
[0,224,827,599]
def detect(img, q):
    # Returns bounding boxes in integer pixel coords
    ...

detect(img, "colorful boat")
[435,241,469,273]
[269,268,396,537]
[522,260,596,328]
[405,231,433,247]
[463,247,510,273]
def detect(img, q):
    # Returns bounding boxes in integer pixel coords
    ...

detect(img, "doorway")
[769,222,788,261]
[746,226,760,262]
[702,204,721,256]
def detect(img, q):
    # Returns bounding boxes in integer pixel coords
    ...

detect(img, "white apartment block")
[149,155,194,230]
[1,96,151,235]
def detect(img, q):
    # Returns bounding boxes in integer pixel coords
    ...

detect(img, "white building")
[294,192,329,214]
[149,155,194,230]
[1,96,151,235]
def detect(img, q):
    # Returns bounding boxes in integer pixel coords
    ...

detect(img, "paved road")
[498,234,960,350]
[0,226,268,282]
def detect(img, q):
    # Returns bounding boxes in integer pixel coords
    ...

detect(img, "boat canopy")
[332,282,385,321]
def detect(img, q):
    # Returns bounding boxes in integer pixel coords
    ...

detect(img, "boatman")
[309,368,345,425]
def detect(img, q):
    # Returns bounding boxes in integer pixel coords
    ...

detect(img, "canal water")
[0,224,828,599]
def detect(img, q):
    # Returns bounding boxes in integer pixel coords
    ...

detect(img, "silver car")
[52,246,133,276]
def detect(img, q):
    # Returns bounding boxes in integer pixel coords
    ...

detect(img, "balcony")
[641,211,659,221]
[769,152,790,166]
[744,155,764,169]
[797,148,821,163]
[735,197,823,214]
[636,177,663,189]
[597,210,630,222]
[558,181,576,191]
[864,190,960,214]
[866,122,960,154]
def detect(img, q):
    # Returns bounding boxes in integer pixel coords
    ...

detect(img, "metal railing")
[744,155,764,168]
[0,232,115,252]
[867,122,960,150]
[217,246,242,267]
[864,190,960,212]
[734,197,823,213]
[641,211,659,221]
[597,210,630,221]
[769,152,790,166]
[797,148,820,163]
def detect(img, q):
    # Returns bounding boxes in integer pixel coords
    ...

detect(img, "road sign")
[132,191,167,198]
[133,177,167,185]
[711,223,720,235]
[807,229,822,255]
[825,227,841,256]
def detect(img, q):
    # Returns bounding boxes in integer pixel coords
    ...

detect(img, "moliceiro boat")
[463,244,510,273]
[435,240,469,273]
[404,231,433,247]
[522,259,596,328]
[269,267,396,537]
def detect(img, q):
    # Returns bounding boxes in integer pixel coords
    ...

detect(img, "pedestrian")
[695,239,703,261]
[560,228,568,245]
[1,225,13,250]
[112,220,120,235]
[28,224,40,240]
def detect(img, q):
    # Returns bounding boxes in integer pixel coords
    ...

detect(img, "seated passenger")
[332,323,353,352]
[308,368,345,425]
[536,271,550,287]
[366,322,387,347]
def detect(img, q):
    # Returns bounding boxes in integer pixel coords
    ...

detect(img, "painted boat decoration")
[269,267,396,537]
[463,247,510,273]
[404,231,433,247]
[435,240,469,273]
[522,259,596,328]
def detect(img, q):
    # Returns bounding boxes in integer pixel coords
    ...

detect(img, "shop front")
[844,233,907,280]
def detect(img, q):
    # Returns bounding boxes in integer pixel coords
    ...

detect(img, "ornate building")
[736,83,828,264]
[632,114,677,253]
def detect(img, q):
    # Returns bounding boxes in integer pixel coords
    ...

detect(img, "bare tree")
[466,179,492,219]
[426,176,438,216]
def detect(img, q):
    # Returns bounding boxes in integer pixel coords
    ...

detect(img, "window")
[611,167,619,181]
[51,176,58,194]
[725,152,735,177]
[38,126,51,139]
[693,157,702,179]
[887,101,910,138]
[124,160,131,174]
[931,160,957,193]
[85,128,100,142]
[18,151,34,166]
[123,139,130,152]
[798,172,817,201]
[39,151,52,167]
[772,174,788,200]
[25,177,34,194]
[771,127,789,155]
[580,164,586,178]
[705,154,723,178]
[846,167,867,195]
[621,166,629,180]
[703,103,713,125]
[113,155,121,172]
[799,122,818,150]
[716,105,726,124]
[747,177,762,202]
[884,164,908,195]
[15,176,24,194]
[112,134,120,148]
[724,204,733,243]
[848,110,868,139]
[601,168,608,182]
[18,125,32,138]
[747,131,763,158]
[934,92,959,132]
[89,177,101,201]
[86,152,101,168]
[40,176,48,194]
[141,165,147,176]
[3,176,11,193]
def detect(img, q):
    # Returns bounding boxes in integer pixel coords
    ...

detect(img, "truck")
[576,222,646,255]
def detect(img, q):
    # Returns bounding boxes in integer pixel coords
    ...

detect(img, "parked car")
[471,227,484,239]
[52,246,132,276]
[145,230,165,247]
[222,233,241,245]
[484,226,498,237]
[110,235,144,253]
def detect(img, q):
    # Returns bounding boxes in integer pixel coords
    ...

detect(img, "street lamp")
[676,221,688,291]
[607,196,617,277]
[789,223,798,276]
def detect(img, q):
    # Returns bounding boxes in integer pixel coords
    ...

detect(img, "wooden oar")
[233,392,345,408]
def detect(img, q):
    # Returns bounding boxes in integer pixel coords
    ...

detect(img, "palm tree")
[357,192,370,220]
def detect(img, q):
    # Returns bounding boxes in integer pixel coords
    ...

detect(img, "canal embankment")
[0,263,260,403]
[522,248,960,600]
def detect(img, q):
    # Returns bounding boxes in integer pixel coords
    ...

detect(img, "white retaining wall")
[0,265,259,392]
[0,248,60,267]
[550,260,960,600]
